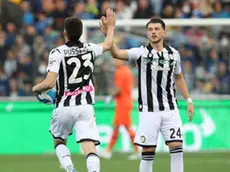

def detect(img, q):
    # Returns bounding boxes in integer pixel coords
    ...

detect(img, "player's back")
[47,41,103,108]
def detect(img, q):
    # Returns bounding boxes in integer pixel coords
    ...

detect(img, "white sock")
[86,153,100,172]
[55,144,76,172]
[170,146,183,172]
[139,151,155,172]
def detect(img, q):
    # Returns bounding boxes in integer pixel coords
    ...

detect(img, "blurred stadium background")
[0,0,230,172]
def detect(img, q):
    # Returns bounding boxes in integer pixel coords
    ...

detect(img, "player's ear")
[63,30,67,39]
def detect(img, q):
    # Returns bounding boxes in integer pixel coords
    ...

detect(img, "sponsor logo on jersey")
[64,85,93,96]
[143,57,176,71]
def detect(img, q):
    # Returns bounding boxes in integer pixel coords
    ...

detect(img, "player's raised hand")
[107,8,116,27]
[187,103,194,121]
[102,8,116,28]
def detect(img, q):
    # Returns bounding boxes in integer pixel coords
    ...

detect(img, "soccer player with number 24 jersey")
[101,17,194,172]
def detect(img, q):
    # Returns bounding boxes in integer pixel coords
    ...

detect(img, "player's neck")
[65,37,69,43]
[150,42,164,52]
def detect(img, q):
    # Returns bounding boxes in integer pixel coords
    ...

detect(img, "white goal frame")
[81,18,230,41]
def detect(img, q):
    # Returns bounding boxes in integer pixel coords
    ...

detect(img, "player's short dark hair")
[64,17,83,41]
[146,18,166,30]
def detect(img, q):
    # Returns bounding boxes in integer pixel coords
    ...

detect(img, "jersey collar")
[65,40,83,47]
[146,43,171,54]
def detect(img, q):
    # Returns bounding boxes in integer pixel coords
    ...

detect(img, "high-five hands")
[100,8,116,36]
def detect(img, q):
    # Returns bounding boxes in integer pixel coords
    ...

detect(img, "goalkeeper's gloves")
[37,94,51,104]
[37,96,51,104]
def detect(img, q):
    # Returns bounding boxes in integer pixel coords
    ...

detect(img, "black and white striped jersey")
[46,41,103,108]
[128,44,182,112]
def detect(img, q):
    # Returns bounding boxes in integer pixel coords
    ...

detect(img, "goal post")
[81,18,230,41]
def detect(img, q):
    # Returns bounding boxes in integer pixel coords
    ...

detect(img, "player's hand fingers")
[106,8,111,18]
[101,16,107,25]
[187,110,194,122]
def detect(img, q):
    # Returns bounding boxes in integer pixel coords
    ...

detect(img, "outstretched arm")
[110,43,129,61]
[100,17,129,60]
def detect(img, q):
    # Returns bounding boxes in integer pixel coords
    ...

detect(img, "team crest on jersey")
[140,135,146,143]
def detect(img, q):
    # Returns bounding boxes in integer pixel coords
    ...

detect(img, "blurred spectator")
[4,22,17,50]
[43,25,59,49]
[32,35,47,67]
[17,55,33,81]
[218,33,230,62]
[169,27,188,48]
[200,0,213,18]
[37,49,49,77]
[133,0,153,19]
[195,61,207,81]
[42,0,55,13]
[181,1,192,18]
[23,25,37,45]
[205,49,220,75]
[0,31,7,64]
[1,1,23,28]
[97,0,111,19]
[212,1,229,18]
[115,0,133,19]
[18,79,33,96]
[12,35,31,61]
[212,62,230,94]
[73,1,94,19]
[29,0,43,13]
[162,0,184,9]
[0,66,9,96]
[4,50,18,77]
[150,0,162,15]
[20,0,35,25]
[183,60,195,91]
[52,0,69,30]
[35,11,53,35]
[190,0,204,18]
[161,4,175,18]
[9,78,19,97]
[86,0,99,17]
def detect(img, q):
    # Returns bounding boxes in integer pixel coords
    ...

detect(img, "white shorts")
[49,105,100,145]
[134,109,182,147]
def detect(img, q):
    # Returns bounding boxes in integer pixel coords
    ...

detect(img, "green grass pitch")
[0,152,229,172]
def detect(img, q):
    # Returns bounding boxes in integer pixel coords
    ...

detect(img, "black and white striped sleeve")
[46,49,62,73]
[174,51,182,74]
